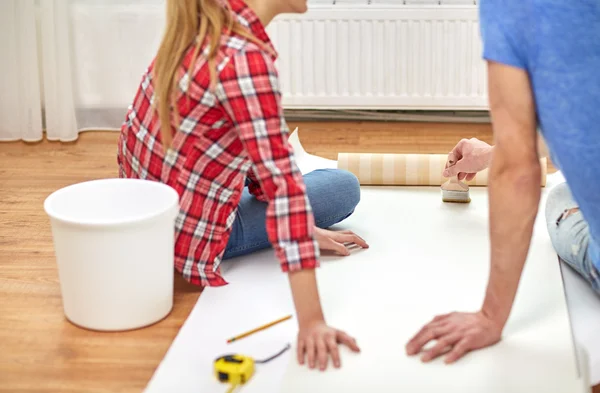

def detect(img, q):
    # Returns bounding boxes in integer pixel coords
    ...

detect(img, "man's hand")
[405,311,502,364]
[443,138,494,181]
[314,227,369,256]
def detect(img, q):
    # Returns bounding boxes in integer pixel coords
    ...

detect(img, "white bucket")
[44,178,180,331]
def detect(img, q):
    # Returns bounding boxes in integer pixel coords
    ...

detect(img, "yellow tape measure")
[214,344,291,392]
[214,354,255,386]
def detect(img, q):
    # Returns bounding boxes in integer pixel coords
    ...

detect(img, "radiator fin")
[267,7,488,110]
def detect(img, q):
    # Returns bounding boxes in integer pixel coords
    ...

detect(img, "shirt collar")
[228,0,278,60]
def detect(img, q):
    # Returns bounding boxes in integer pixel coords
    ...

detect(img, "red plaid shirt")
[117,0,319,287]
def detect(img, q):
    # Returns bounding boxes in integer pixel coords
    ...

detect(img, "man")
[405,0,600,364]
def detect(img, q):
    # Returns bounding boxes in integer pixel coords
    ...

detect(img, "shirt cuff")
[277,238,320,272]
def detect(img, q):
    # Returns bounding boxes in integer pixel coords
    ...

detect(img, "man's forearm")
[482,152,541,328]
[489,133,549,161]
[536,132,549,159]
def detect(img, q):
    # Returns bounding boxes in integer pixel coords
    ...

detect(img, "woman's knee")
[332,169,360,213]
[323,169,361,213]
[305,169,361,226]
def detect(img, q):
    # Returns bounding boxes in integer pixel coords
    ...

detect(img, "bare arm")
[536,132,549,159]
[405,61,542,363]
[492,131,547,158]
[482,61,541,327]
[218,49,359,371]
[288,270,325,326]
[443,124,549,180]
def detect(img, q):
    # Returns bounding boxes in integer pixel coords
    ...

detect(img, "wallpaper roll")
[337,153,547,187]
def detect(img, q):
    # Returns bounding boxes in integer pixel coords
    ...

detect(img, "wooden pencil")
[226,315,292,343]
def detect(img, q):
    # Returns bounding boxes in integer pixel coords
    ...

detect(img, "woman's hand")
[443,138,494,181]
[287,229,365,372]
[314,227,369,256]
[297,320,360,370]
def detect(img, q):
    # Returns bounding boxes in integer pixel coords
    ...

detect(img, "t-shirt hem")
[483,53,527,70]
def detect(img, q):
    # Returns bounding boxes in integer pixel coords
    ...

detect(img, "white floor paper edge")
[543,172,600,387]
[143,131,594,393]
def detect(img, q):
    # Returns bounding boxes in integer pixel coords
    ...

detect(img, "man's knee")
[545,182,572,227]
[544,182,588,263]
[547,181,571,202]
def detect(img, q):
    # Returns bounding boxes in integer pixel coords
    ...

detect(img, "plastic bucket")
[44,178,180,331]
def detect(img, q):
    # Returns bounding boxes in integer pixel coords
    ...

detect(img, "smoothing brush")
[441,156,471,203]
[441,177,471,203]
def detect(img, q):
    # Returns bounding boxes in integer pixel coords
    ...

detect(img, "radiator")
[60,1,487,130]
[267,3,487,110]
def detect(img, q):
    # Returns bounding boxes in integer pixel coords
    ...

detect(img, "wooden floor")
[0,121,591,392]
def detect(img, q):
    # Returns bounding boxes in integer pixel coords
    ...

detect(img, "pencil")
[226,315,292,344]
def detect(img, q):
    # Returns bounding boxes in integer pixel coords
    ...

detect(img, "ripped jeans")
[545,182,600,294]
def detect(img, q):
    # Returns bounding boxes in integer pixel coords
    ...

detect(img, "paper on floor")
[143,136,589,392]
[288,128,337,175]
[142,128,335,393]
[546,170,600,385]
[279,184,585,393]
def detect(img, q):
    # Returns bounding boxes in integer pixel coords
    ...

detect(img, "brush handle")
[337,153,547,187]
[441,177,469,192]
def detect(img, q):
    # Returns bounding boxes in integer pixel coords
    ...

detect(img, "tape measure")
[214,343,291,392]
[214,354,255,386]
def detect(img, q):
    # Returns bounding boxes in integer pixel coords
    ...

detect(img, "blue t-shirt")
[479,0,600,269]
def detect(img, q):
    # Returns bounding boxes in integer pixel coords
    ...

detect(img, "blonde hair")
[153,0,263,147]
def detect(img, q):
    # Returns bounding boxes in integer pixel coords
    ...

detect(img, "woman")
[117,0,368,371]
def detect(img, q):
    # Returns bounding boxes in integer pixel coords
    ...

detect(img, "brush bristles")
[441,189,471,203]
[442,198,471,203]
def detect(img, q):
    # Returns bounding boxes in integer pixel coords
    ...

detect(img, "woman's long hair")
[153,0,262,147]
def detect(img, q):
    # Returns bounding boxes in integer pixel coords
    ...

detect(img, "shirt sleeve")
[216,47,320,273]
[246,167,267,202]
[479,0,528,70]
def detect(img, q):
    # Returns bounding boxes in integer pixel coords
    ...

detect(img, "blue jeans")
[545,182,600,295]
[223,169,360,259]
